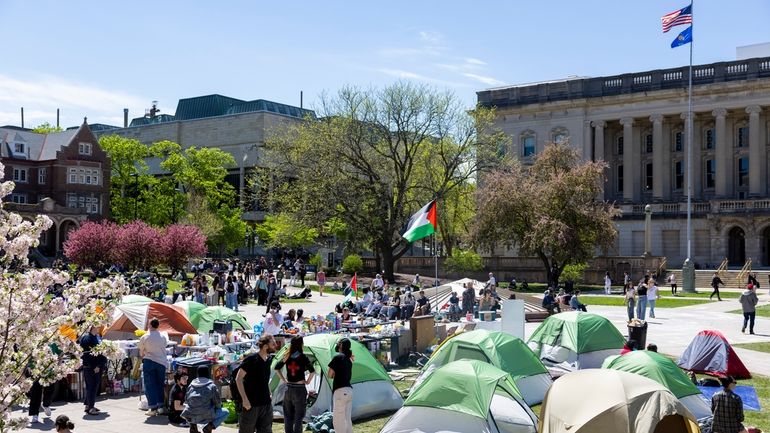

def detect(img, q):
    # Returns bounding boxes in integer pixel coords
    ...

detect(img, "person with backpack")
[235,335,277,433]
[274,336,315,433]
[182,366,228,433]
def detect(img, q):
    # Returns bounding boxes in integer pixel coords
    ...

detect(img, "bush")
[308,252,323,267]
[342,254,363,274]
[561,262,587,282]
[322,266,338,277]
[445,249,484,273]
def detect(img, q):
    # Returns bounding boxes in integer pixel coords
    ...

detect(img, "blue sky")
[0,0,768,128]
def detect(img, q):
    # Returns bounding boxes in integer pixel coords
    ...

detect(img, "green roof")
[174,94,246,120]
[528,312,625,353]
[602,350,702,399]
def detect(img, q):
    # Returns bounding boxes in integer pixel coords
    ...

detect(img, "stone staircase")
[669,269,770,290]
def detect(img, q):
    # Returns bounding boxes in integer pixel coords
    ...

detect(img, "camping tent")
[603,351,712,422]
[105,302,197,340]
[414,329,552,405]
[121,294,154,304]
[174,300,207,327]
[194,306,250,334]
[270,334,402,421]
[677,330,751,379]
[527,312,625,371]
[539,369,701,433]
[381,359,537,433]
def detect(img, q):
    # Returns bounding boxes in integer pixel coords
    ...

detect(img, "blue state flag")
[671,26,692,48]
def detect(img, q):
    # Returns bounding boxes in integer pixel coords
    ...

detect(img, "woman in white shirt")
[604,272,612,295]
[647,280,659,319]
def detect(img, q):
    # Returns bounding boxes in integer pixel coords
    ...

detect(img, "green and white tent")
[602,350,712,422]
[414,329,552,405]
[120,294,153,304]
[270,334,402,421]
[194,306,250,334]
[174,300,207,325]
[527,312,625,371]
[381,360,537,433]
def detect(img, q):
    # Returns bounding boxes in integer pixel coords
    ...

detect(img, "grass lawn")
[665,290,741,299]
[499,281,606,293]
[581,296,710,308]
[728,304,770,318]
[734,342,770,354]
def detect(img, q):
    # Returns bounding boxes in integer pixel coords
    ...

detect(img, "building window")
[645,134,653,153]
[10,194,26,204]
[737,126,749,148]
[617,165,624,193]
[13,168,27,183]
[675,131,683,152]
[67,193,77,208]
[552,128,568,144]
[522,135,535,157]
[617,136,624,155]
[93,170,99,185]
[645,163,653,190]
[705,128,714,149]
[38,168,46,184]
[79,142,92,155]
[13,143,24,153]
[705,159,715,189]
[738,157,749,186]
[675,161,684,190]
[68,168,77,184]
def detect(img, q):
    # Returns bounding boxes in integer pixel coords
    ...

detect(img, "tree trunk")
[381,248,396,283]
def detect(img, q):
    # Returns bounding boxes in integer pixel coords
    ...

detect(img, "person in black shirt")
[274,336,315,433]
[448,292,460,321]
[711,272,725,301]
[236,335,277,433]
[168,372,189,426]
[328,338,353,433]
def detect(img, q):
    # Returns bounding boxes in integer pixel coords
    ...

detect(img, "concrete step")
[668,269,770,289]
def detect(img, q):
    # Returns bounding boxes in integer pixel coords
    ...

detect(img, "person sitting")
[401,290,416,319]
[288,286,311,299]
[510,277,517,291]
[542,290,561,315]
[385,289,402,320]
[521,280,529,292]
[355,288,373,313]
[478,290,497,312]
[332,281,340,292]
[569,290,587,312]
[282,309,297,329]
[182,366,229,433]
[168,372,189,427]
[415,290,431,316]
[339,307,354,322]
[447,291,461,321]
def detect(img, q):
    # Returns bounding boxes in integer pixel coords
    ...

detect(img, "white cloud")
[419,30,443,45]
[462,73,505,86]
[0,74,148,127]
[465,58,487,66]
[377,68,469,88]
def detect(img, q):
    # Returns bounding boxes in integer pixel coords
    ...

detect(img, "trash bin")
[627,322,648,349]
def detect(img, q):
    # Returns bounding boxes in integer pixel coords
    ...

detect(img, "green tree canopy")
[254,213,319,249]
[31,122,62,134]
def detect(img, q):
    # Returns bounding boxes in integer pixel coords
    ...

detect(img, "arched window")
[551,127,569,144]
[521,130,536,157]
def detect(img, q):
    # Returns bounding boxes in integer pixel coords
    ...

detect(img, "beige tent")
[539,369,701,433]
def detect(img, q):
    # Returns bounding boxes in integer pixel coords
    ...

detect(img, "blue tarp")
[697,385,761,411]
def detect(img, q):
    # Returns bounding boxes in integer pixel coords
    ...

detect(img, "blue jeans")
[142,359,166,410]
[211,408,229,428]
[195,293,204,304]
[626,299,635,321]
[226,292,238,311]
[636,296,648,321]
[648,299,657,318]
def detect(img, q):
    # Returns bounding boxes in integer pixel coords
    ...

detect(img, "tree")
[181,193,223,242]
[63,221,117,269]
[113,221,162,270]
[444,249,484,274]
[31,122,62,134]
[99,135,151,224]
[0,163,126,432]
[254,213,319,250]
[159,224,207,273]
[472,143,619,287]
[207,207,247,256]
[254,81,506,281]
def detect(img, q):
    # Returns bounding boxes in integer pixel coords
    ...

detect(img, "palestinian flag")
[346,273,358,300]
[402,200,437,243]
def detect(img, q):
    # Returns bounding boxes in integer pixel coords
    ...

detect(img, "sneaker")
[189,424,199,433]
[145,409,159,417]
[43,406,51,417]
[30,416,39,424]
[202,422,214,433]
[742,328,746,333]
[156,408,167,415]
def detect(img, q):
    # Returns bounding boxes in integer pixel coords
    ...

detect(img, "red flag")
[351,273,358,299]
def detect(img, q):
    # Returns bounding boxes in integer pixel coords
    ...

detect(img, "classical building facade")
[0,121,111,256]
[478,56,770,268]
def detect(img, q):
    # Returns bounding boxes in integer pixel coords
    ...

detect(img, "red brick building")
[0,120,110,256]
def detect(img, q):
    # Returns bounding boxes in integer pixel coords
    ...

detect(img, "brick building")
[0,120,110,256]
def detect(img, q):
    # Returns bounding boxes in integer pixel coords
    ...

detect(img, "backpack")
[228,353,257,404]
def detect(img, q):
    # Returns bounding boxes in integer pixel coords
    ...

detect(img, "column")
[592,121,606,161]
[650,114,664,200]
[747,105,765,196]
[713,108,729,197]
[582,120,592,161]
[681,112,702,199]
[620,117,635,201]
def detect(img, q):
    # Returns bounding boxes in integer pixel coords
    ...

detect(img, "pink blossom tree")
[62,220,117,270]
[0,162,127,432]
[114,220,162,270]
[160,224,207,273]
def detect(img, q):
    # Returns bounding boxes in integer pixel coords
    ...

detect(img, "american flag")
[662,5,693,33]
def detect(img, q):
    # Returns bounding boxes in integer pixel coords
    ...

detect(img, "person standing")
[236,335,277,433]
[225,276,236,311]
[604,272,612,295]
[79,326,107,416]
[328,338,354,433]
[274,336,315,433]
[711,376,747,433]
[27,379,54,423]
[636,277,649,321]
[139,318,169,417]
[624,284,636,322]
[711,272,725,301]
[276,267,284,290]
[461,282,476,316]
[668,273,678,295]
[316,268,326,297]
[647,279,659,319]
[740,284,759,334]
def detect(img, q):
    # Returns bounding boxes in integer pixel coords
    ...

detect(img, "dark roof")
[174,94,246,121]
[0,125,31,131]
[226,99,315,119]
[0,126,80,161]
[129,114,175,127]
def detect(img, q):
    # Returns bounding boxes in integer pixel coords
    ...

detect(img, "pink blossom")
[159,224,207,272]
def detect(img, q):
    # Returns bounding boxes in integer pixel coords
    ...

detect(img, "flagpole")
[433,233,439,313]
[686,0,694,261]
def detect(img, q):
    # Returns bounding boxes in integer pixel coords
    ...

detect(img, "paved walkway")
[15,281,770,433]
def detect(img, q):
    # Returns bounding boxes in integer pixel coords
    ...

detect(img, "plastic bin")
[628,322,648,349]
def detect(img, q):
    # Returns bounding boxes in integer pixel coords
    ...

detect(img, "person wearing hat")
[711,376,746,433]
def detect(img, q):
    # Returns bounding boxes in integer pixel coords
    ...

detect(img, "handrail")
[657,257,667,277]
[716,258,728,276]
[737,258,752,286]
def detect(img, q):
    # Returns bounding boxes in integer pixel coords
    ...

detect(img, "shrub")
[342,254,363,274]
[308,252,323,268]
[561,262,587,282]
[444,249,484,274]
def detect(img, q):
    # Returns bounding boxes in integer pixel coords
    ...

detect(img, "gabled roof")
[0,126,80,161]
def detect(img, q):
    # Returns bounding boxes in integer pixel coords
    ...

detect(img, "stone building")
[477,56,770,268]
[0,120,111,256]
